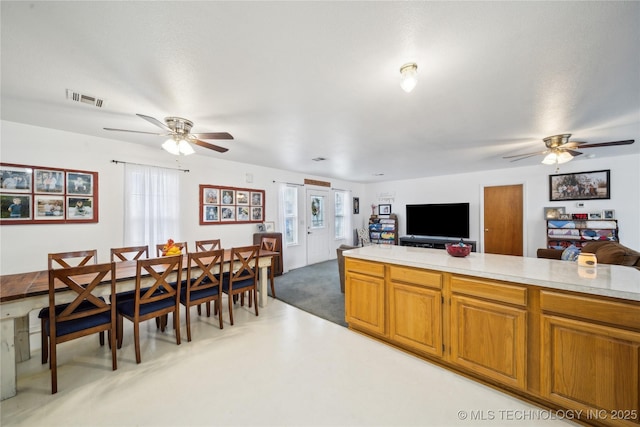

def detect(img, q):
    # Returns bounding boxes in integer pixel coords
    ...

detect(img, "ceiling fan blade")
[192,132,234,140]
[136,114,173,132]
[564,149,583,157]
[508,152,546,162]
[103,128,165,136]
[573,139,635,149]
[191,138,229,153]
[502,150,547,159]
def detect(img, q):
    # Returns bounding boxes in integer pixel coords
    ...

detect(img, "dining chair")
[259,236,278,298]
[195,239,221,252]
[40,250,99,365]
[155,242,188,257]
[47,262,117,394]
[110,245,149,262]
[181,249,225,341]
[223,245,259,325]
[116,255,183,364]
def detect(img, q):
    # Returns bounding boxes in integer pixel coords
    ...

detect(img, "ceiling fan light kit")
[104,114,233,155]
[400,63,418,93]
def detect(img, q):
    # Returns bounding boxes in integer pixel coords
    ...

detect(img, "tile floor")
[1,298,575,426]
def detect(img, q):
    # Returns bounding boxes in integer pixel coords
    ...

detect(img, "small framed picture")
[203,205,219,222]
[237,206,250,221]
[544,206,566,219]
[251,206,263,221]
[34,169,64,194]
[602,209,615,219]
[558,214,571,220]
[236,191,249,205]
[378,204,391,215]
[264,221,275,232]
[257,223,266,232]
[67,172,93,195]
[251,192,263,206]
[35,195,65,219]
[67,197,93,219]
[353,197,360,214]
[1,194,32,220]
[203,188,219,204]
[221,206,235,221]
[221,190,235,205]
[588,212,602,220]
[1,165,32,193]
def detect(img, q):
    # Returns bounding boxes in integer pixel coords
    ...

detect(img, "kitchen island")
[344,245,640,426]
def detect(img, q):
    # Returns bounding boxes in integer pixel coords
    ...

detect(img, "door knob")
[485,228,489,232]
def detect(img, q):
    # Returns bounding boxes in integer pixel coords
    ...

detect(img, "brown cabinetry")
[540,291,640,422]
[449,275,527,390]
[345,258,386,337]
[388,266,443,357]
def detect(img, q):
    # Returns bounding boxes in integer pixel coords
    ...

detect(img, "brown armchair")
[337,244,358,293]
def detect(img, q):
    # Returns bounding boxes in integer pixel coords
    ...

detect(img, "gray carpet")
[273,259,347,327]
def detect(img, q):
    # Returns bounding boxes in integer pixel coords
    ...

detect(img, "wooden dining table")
[0,249,277,400]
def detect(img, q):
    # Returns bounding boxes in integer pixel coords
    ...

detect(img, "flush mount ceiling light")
[162,136,195,156]
[400,63,418,93]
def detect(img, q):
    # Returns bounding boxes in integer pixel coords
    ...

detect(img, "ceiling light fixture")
[162,136,195,156]
[400,63,418,93]
[541,150,572,165]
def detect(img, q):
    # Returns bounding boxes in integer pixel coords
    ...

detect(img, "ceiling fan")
[503,134,635,165]
[104,114,233,155]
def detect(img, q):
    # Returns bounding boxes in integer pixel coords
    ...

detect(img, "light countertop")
[343,245,640,302]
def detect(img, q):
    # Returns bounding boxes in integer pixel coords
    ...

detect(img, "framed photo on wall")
[34,195,65,219]
[1,165,32,193]
[1,194,32,220]
[549,170,610,201]
[67,172,93,195]
[378,204,391,215]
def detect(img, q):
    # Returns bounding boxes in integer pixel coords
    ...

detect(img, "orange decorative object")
[162,239,182,256]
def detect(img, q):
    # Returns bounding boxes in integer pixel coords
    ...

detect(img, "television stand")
[399,236,477,252]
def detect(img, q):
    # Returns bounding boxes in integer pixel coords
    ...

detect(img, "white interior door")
[306,188,331,265]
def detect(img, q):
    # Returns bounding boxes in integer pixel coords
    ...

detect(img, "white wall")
[364,154,640,257]
[0,121,365,274]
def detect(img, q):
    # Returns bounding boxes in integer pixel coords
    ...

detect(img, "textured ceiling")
[1,1,639,182]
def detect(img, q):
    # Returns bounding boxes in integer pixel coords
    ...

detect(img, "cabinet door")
[541,314,640,418]
[389,281,442,357]
[346,271,386,336]
[450,295,527,390]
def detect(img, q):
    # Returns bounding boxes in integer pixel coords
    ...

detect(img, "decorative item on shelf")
[161,239,182,256]
[544,206,565,219]
[378,204,391,215]
[602,209,615,219]
[558,214,571,220]
[572,213,588,220]
[588,212,602,220]
[445,240,471,257]
[370,204,377,217]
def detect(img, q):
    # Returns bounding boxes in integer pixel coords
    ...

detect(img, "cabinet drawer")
[451,276,527,307]
[540,290,640,331]
[389,266,442,289]
[345,258,384,278]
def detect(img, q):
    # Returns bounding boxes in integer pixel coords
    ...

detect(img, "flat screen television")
[405,203,470,239]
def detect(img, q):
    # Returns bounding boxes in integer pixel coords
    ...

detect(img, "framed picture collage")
[200,184,265,225]
[1,163,98,225]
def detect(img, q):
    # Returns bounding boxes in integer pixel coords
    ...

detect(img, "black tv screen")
[405,203,470,238]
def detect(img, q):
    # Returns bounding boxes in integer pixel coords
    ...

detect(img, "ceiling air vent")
[66,89,105,108]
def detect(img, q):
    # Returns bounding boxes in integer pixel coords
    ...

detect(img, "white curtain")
[123,163,180,250]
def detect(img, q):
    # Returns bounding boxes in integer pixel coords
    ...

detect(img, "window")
[123,164,180,248]
[283,185,298,246]
[334,191,348,239]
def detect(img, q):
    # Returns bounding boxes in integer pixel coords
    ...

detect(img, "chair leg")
[228,294,234,326]
[206,302,211,317]
[217,299,223,329]
[270,261,276,298]
[186,304,192,342]
[117,314,124,349]
[254,288,259,316]
[134,321,141,364]
[50,337,57,394]
[174,308,181,345]
[110,326,117,371]
[41,318,48,364]
[197,304,202,316]
[99,331,105,346]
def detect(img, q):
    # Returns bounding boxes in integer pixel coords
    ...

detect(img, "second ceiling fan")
[104,114,233,155]
[503,134,634,164]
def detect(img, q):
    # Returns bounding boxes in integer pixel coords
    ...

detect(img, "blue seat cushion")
[38,298,106,319]
[181,286,219,305]
[111,287,163,303]
[45,311,112,337]
[117,297,177,317]
[222,278,255,293]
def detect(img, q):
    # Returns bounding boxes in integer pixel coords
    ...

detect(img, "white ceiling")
[2,1,639,183]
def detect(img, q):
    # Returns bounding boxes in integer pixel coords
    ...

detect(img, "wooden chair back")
[228,245,259,289]
[155,242,188,257]
[260,237,278,252]
[48,250,97,270]
[48,262,117,393]
[110,245,149,262]
[195,239,221,252]
[135,255,183,308]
